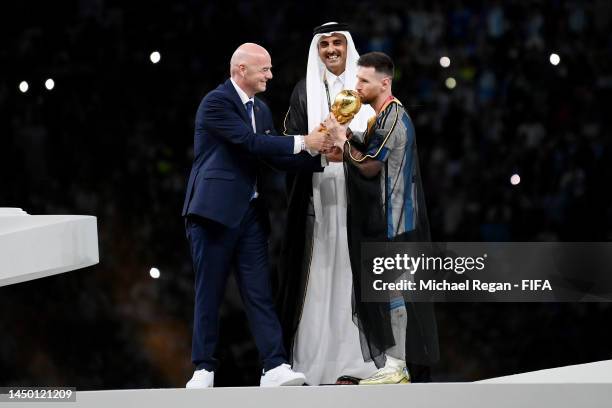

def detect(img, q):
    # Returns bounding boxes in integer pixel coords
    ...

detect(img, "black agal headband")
[313,22,349,36]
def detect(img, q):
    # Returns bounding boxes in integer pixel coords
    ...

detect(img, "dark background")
[1,0,611,388]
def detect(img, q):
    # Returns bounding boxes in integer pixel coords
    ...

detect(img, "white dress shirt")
[321,70,345,118]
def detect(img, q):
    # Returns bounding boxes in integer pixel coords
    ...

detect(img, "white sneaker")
[260,363,306,387]
[186,368,214,388]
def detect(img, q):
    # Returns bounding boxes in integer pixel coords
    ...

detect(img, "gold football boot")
[359,366,410,385]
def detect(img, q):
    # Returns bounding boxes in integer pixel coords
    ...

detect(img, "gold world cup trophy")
[329,89,362,125]
[320,90,361,156]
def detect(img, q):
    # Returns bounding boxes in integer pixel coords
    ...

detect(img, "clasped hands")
[303,113,350,162]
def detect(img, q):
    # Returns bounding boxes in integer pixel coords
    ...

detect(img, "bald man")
[182,43,328,388]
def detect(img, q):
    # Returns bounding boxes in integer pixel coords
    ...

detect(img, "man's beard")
[360,94,375,105]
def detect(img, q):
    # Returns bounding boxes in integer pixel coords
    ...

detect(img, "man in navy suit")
[182,43,329,388]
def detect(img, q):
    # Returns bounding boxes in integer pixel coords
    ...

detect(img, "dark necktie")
[245,100,253,123]
[245,100,257,199]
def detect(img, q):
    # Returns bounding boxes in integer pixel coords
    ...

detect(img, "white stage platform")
[479,359,612,383]
[0,208,99,286]
[7,360,609,408]
[27,382,611,408]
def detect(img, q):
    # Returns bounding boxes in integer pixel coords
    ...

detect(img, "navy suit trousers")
[186,201,287,372]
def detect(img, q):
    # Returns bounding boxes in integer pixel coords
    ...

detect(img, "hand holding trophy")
[322,90,362,161]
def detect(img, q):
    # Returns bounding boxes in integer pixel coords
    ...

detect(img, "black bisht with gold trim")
[343,99,439,370]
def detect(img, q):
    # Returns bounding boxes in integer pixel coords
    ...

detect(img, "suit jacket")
[182,79,322,228]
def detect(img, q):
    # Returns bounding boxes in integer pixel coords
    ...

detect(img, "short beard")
[360,94,374,105]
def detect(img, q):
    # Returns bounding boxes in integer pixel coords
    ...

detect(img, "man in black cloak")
[323,51,439,383]
[277,22,378,385]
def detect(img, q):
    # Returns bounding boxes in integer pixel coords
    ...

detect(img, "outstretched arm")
[201,92,294,155]
[200,92,329,156]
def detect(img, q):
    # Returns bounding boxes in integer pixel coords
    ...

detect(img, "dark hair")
[357,51,394,78]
